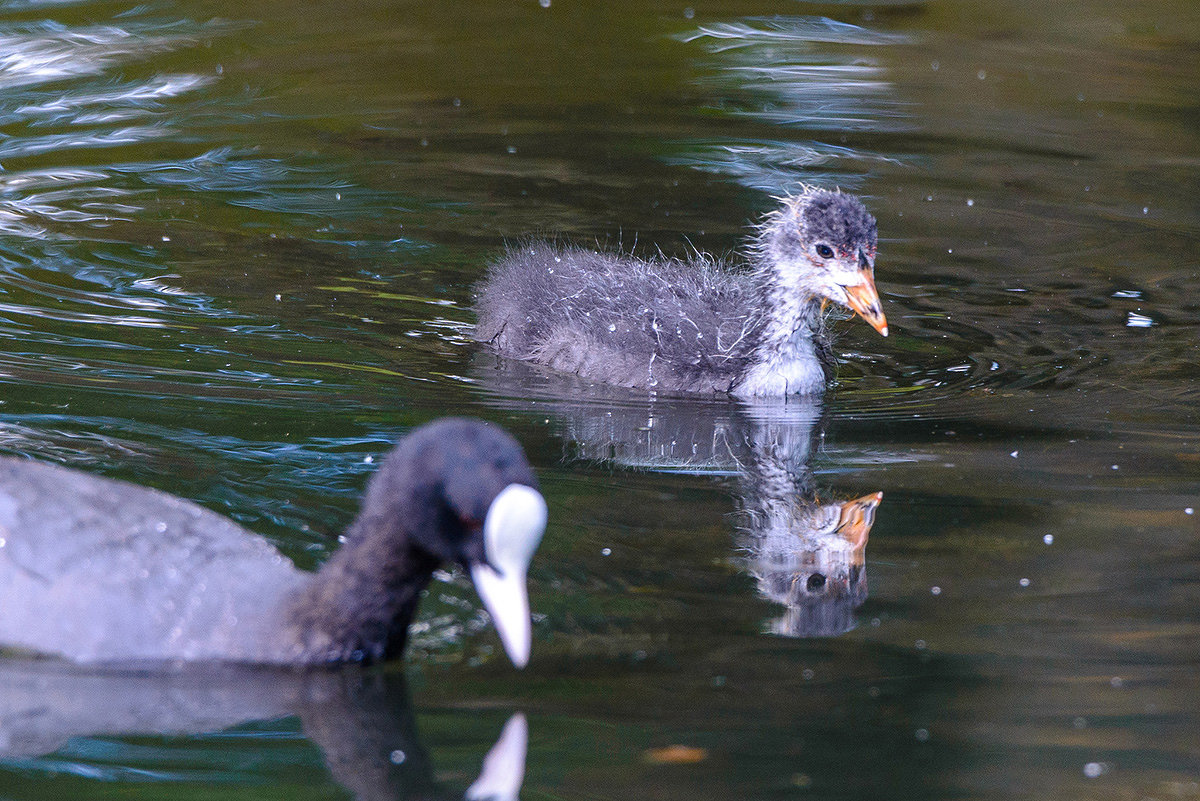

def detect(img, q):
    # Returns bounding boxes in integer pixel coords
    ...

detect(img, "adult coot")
[0,418,547,668]
[474,187,887,396]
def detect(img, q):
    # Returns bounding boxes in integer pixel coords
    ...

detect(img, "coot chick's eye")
[815,244,835,259]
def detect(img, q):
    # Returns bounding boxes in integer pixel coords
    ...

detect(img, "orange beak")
[842,271,888,337]
[835,491,883,558]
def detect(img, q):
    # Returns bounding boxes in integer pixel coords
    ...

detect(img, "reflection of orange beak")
[842,272,888,337]
[836,491,883,558]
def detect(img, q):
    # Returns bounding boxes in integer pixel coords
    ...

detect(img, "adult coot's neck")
[281,490,440,664]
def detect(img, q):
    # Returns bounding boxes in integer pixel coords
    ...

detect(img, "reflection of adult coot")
[0,660,528,801]
[0,418,546,667]
[475,187,887,397]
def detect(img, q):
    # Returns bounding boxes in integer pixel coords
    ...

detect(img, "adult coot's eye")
[815,244,834,259]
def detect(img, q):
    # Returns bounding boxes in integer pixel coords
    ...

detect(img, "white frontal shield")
[470,484,547,668]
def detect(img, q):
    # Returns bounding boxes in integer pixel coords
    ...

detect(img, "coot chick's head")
[755,187,887,336]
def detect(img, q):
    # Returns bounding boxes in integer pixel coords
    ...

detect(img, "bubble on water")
[601,547,612,556]
[915,728,930,742]
[1083,762,1107,778]
[1043,534,1054,545]
[1019,578,1030,587]
[390,750,407,764]
[930,586,941,596]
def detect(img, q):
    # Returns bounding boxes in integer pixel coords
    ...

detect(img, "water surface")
[0,0,1197,799]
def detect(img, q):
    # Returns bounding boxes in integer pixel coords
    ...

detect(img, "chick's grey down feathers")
[473,188,880,396]
[476,245,771,393]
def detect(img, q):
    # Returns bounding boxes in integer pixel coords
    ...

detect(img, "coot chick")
[474,187,887,396]
[0,418,547,668]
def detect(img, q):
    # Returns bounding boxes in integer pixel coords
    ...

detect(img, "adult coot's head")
[338,417,547,667]
[0,417,547,668]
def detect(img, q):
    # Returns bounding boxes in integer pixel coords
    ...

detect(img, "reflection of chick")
[746,492,881,638]
[474,188,886,397]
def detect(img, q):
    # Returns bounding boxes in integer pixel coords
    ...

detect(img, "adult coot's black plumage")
[474,187,887,396]
[0,418,547,668]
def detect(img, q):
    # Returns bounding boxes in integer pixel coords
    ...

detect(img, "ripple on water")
[669,15,912,194]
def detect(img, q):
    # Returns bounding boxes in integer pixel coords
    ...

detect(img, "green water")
[0,0,1197,798]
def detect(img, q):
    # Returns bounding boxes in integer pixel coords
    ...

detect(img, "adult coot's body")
[0,418,546,668]
[474,187,887,397]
